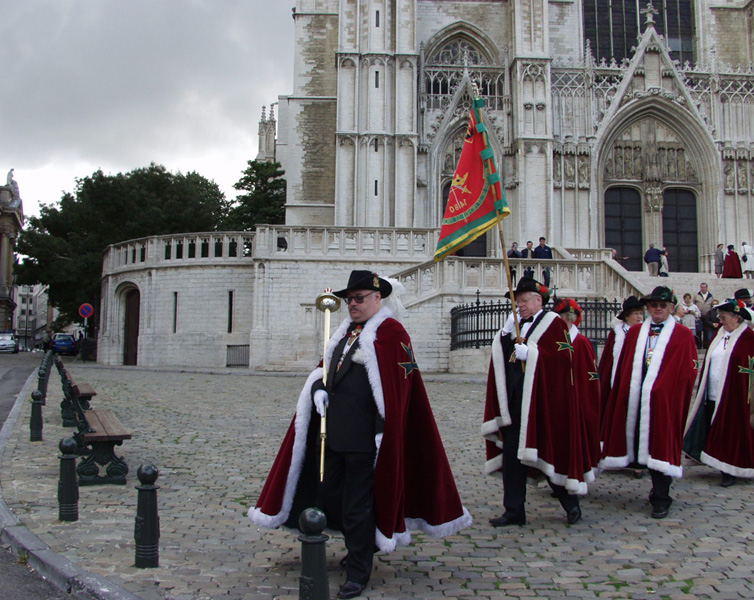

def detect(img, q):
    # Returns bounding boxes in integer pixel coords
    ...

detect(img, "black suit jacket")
[313,335,384,453]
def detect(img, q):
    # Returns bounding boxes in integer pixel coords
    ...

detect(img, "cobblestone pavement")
[1,361,753,600]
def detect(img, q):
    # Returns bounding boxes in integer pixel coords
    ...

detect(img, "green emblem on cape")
[737,356,754,405]
[398,342,420,378]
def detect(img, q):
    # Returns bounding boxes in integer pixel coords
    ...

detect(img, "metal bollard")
[58,438,79,521]
[134,464,160,568]
[298,507,329,600]
[37,367,47,405]
[30,390,44,442]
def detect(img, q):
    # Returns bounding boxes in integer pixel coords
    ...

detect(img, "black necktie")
[650,323,663,335]
[520,316,534,324]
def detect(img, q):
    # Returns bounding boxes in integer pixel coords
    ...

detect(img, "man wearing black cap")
[482,277,593,527]
[598,296,644,421]
[600,286,698,519]
[250,270,471,599]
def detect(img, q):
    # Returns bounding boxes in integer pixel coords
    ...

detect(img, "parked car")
[51,333,78,355]
[0,331,19,353]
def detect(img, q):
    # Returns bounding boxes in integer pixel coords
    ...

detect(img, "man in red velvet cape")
[598,296,644,424]
[600,286,698,519]
[684,301,754,487]
[249,270,471,599]
[482,278,592,528]
[553,298,601,475]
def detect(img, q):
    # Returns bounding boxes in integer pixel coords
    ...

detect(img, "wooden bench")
[54,355,97,426]
[54,357,132,485]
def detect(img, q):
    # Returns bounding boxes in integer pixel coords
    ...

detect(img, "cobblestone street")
[2,362,753,599]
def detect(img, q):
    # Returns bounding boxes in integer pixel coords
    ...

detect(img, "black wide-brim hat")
[640,286,677,305]
[505,276,550,304]
[734,288,753,301]
[617,295,644,320]
[717,300,752,321]
[334,270,392,298]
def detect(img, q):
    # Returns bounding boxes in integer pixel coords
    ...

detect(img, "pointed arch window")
[429,38,487,66]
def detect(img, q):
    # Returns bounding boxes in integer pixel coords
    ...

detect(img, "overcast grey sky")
[1,0,294,217]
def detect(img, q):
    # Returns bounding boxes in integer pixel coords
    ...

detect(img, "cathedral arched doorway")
[604,187,643,271]
[123,288,140,366]
[662,189,698,273]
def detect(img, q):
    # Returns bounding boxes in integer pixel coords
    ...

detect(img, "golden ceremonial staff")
[315,288,342,482]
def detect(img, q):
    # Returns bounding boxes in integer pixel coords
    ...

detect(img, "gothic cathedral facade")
[276,0,754,273]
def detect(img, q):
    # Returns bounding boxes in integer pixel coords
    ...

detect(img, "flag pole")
[471,84,523,346]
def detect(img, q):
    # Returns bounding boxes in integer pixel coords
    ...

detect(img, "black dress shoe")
[566,506,582,525]
[651,506,669,519]
[337,581,367,599]
[489,514,526,527]
[721,474,737,487]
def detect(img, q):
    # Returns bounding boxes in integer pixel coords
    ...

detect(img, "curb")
[0,368,143,600]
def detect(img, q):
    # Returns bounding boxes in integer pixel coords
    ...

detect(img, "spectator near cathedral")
[600,286,698,519]
[742,242,754,279]
[643,243,665,277]
[723,245,743,278]
[520,240,535,279]
[684,301,754,488]
[532,236,553,287]
[507,242,522,285]
[694,283,714,317]
[714,243,725,279]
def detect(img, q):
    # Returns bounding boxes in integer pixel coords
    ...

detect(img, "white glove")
[502,311,520,335]
[514,343,529,362]
[313,389,329,417]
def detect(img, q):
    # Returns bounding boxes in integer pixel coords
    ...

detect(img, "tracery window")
[583,0,695,66]
[430,39,487,66]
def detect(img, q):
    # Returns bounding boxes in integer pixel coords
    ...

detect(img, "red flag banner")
[434,97,509,261]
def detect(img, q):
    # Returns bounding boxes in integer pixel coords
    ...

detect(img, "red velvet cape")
[248,307,472,552]
[598,324,627,424]
[687,324,754,477]
[600,319,698,477]
[723,251,743,278]
[572,328,601,473]
[482,312,594,494]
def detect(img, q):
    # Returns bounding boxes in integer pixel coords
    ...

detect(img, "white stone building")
[99,1,754,371]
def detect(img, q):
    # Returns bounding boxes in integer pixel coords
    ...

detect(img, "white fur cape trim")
[598,318,683,478]
[611,322,627,386]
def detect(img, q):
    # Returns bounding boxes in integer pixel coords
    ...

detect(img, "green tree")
[222,160,286,231]
[15,163,229,328]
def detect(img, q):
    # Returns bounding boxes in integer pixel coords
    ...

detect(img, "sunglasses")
[345,292,376,304]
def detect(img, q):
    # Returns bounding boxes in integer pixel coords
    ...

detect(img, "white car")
[0,332,19,353]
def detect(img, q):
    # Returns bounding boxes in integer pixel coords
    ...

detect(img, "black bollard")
[134,464,160,568]
[298,507,329,600]
[30,391,44,442]
[58,438,79,521]
[37,367,47,405]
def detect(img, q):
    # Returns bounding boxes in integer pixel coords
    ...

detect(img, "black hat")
[334,270,392,298]
[505,277,550,304]
[640,286,677,305]
[617,295,644,321]
[734,288,752,301]
[717,300,752,321]
[727,244,735,251]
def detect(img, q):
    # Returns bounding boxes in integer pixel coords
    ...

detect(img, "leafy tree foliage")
[15,163,229,328]
[222,160,286,231]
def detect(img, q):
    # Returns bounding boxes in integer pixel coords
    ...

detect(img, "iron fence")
[450,292,623,350]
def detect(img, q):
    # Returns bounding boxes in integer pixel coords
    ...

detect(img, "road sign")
[79,303,94,319]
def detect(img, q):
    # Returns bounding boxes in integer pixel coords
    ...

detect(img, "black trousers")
[648,469,673,510]
[318,448,376,585]
[501,415,579,519]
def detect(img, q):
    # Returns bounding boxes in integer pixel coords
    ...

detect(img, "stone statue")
[6,169,14,186]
